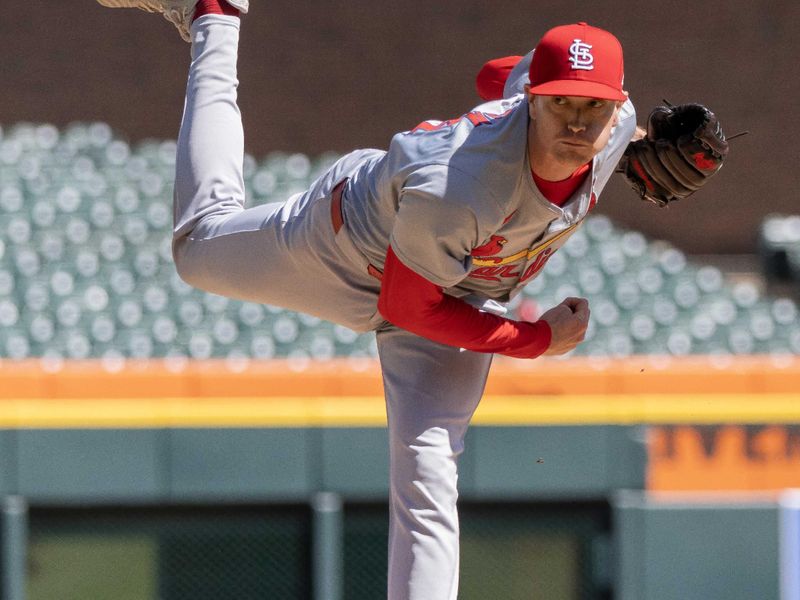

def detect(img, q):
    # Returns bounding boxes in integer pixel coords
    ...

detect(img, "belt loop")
[330,179,346,234]
[329,178,383,282]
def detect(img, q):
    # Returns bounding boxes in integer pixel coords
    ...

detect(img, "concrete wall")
[0,426,645,503]
[1,1,795,253]
[614,492,781,600]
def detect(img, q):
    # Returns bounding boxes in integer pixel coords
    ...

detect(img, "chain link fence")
[24,502,609,600]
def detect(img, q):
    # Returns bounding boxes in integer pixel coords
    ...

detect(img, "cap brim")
[529,79,627,102]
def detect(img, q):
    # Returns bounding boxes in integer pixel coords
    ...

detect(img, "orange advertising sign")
[649,425,800,491]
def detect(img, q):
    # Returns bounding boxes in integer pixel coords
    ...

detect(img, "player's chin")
[555,146,595,168]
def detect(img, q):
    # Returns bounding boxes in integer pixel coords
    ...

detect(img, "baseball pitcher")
[95,2,729,598]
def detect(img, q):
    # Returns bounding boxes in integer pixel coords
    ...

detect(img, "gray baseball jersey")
[342,86,636,310]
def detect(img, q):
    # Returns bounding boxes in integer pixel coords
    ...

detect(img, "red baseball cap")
[528,22,626,101]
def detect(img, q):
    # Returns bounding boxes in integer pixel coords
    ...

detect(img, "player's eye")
[588,100,606,108]
[553,97,567,105]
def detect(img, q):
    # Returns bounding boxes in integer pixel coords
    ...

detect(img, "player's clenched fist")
[539,297,590,356]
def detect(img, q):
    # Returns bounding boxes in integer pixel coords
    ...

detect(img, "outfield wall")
[0,356,797,599]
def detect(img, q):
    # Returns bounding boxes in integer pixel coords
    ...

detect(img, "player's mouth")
[559,138,591,147]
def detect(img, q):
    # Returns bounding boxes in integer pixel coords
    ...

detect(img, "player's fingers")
[562,296,589,314]
[572,301,590,324]
[539,303,571,323]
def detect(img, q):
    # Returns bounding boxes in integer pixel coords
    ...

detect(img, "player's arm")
[378,246,552,358]
[378,246,588,357]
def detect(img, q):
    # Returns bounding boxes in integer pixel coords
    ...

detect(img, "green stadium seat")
[731,280,760,308]
[696,265,724,293]
[6,215,32,245]
[584,214,615,242]
[55,298,83,329]
[177,299,205,328]
[212,316,240,346]
[90,314,116,345]
[152,315,179,346]
[688,313,717,342]
[708,297,737,326]
[3,331,31,359]
[145,200,170,229]
[620,231,647,259]
[614,276,641,310]
[188,331,214,359]
[0,268,14,297]
[748,311,776,342]
[578,266,607,296]
[672,277,700,310]
[88,199,115,229]
[28,312,56,345]
[126,329,155,359]
[771,297,797,325]
[22,279,49,312]
[106,268,137,297]
[273,315,300,345]
[666,329,693,355]
[74,249,101,279]
[0,186,24,213]
[657,247,687,276]
[308,332,336,361]
[62,329,93,359]
[562,229,589,258]
[117,298,144,329]
[0,298,20,328]
[133,248,160,279]
[141,284,169,314]
[629,313,657,343]
[599,244,627,276]
[237,302,265,328]
[249,332,277,359]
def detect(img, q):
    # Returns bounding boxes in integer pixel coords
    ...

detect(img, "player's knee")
[172,237,206,290]
[393,435,460,512]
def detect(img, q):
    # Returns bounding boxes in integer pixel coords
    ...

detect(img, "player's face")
[527,93,623,179]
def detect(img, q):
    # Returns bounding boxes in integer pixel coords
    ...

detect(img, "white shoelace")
[162,7,193,42]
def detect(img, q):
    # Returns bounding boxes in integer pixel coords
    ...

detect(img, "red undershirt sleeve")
[377,246,551,358]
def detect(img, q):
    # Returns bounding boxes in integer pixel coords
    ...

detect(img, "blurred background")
[0,1,798,599]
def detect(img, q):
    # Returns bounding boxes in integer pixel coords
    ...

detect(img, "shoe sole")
[97,0,247,13]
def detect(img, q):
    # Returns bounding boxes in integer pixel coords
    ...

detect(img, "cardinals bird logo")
[470,235,508,262]
[471,235,507,258]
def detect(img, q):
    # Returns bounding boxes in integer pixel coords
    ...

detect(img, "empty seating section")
[0,122,797,360]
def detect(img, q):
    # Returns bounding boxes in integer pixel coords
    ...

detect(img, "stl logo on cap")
[528,22,627,101]
[568,39,594,71]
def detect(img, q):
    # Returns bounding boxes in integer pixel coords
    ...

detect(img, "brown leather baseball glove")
[617,103,729,207]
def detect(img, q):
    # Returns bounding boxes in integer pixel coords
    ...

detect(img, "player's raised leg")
[172,9,247,243]
[97,0,385,330]
[377,327,493,600]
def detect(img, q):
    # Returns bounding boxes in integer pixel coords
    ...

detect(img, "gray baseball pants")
[172,16,493,599]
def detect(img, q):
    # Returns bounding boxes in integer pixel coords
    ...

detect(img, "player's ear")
[524,85,537,119]
[612,94,627,126]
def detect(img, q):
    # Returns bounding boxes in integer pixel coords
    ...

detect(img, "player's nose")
[567,120,587,133]
[566,109,588,132]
